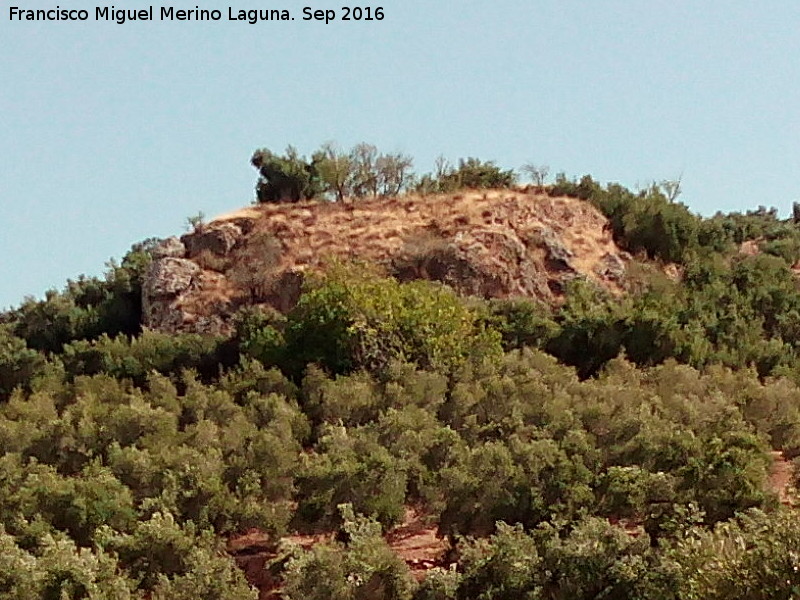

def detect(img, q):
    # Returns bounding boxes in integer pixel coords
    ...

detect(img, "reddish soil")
[229,508,448,598]
[386,508,450,580]
[230,455,795,597]
[769,450,794,505]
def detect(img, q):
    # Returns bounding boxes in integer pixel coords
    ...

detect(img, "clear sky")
[2,1,800,308]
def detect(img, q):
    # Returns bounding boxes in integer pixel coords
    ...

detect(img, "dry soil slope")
[143,189,631,333]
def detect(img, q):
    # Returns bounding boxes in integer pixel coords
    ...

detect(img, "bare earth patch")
[228,508,449,597]
[769,450,795,505]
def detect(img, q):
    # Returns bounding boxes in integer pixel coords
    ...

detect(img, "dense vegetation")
[250,143,515,203]
[5,155,800,597]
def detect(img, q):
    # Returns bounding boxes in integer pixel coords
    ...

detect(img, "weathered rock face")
[385,193,628,303]
[143,257,199,298]
[392,223,600,300]
[142,256,234,334]
[151,236,186,260]
[182,222,243,258]
[142,190,632,333]
[596,252,628,282]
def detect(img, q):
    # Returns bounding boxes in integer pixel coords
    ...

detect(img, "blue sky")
[2,1,800,308]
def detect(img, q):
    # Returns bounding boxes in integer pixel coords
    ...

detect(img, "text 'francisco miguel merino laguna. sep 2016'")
[8,5,385,24]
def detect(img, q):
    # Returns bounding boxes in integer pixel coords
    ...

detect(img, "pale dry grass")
[209,190,625,297]
[211,206,263,222]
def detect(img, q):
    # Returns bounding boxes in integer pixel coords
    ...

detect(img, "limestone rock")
[143,258,200,298]
[182,222,243,257]
[141,257,233,334]
[151,236,186,259]
[596,252,627,282]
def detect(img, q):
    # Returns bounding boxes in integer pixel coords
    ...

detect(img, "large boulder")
[182,222,243,257]
[141,257,233,334]
[151,237,186,259]
[143,257,199,299]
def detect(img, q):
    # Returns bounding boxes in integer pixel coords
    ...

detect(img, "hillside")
[142,189,630,333]
[8,173,800,599]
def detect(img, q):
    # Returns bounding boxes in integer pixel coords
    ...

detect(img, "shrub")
[60,331,231,387]
[283,505,414,600]
[6,243,151,353]
[282,268,502,377]
[0,529,137,600]
[438,438,593,538]
[669,509,800,600]
[98,511,256,598]
[483,298,559,351]
[455,522,540,600]
[251,146,323,203]
[549,176,700,264]
[294,425,407,529]
[0,327,45,401]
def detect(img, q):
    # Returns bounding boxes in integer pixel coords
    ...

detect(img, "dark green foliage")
[313,142,415,201]
[251,146,323,203]
[483,298,559,351]
[450,519,672,600]
[98,511,257,598]
[550,177,700,263]
[437,437,593,538]
[665,509,800,599]
[417,158,516,194]
[546,281,628,378]
[250,144,522,202]
[0,369,303,544]
[536,249,800,380]
[252,143,415,204]
[284,506,414,600]
[551,176,800,271]
[439,158,516,191]
[294,426,407,530]
[0,326,45,400]
[60,330,235,386]
[9,167,800,598]
[4,243,152,354]
[0,527,137,599]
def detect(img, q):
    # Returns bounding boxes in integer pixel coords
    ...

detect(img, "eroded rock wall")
[142,191,631,333]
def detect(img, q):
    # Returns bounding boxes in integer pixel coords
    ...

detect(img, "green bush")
[0,327,45,401]
[282,268,502,377]
[60,330,232,387]
[0,528,137,600]
[550,177,700,264]
[669,509,800,599]
[283,506,414,600]
[251,146,323,203]
[438,437,592,538]
[294,426,407,529]
[6,243,151,354]
[98,511,256,598]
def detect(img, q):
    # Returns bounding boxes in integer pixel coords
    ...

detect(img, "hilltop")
[142,189,630,334]
[7,160,800,598]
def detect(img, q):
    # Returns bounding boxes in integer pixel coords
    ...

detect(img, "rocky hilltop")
[142,189,631,333]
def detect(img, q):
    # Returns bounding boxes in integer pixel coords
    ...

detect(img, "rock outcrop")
[151,236,186,260]
[142,190,631,333]
[181,222,243,258]
[142,241,235,334]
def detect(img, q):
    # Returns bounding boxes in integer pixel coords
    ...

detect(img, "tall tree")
[314,142,353,203]
[251,146,322,203]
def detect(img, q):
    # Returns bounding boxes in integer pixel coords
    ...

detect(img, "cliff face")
[142,190,631,334]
